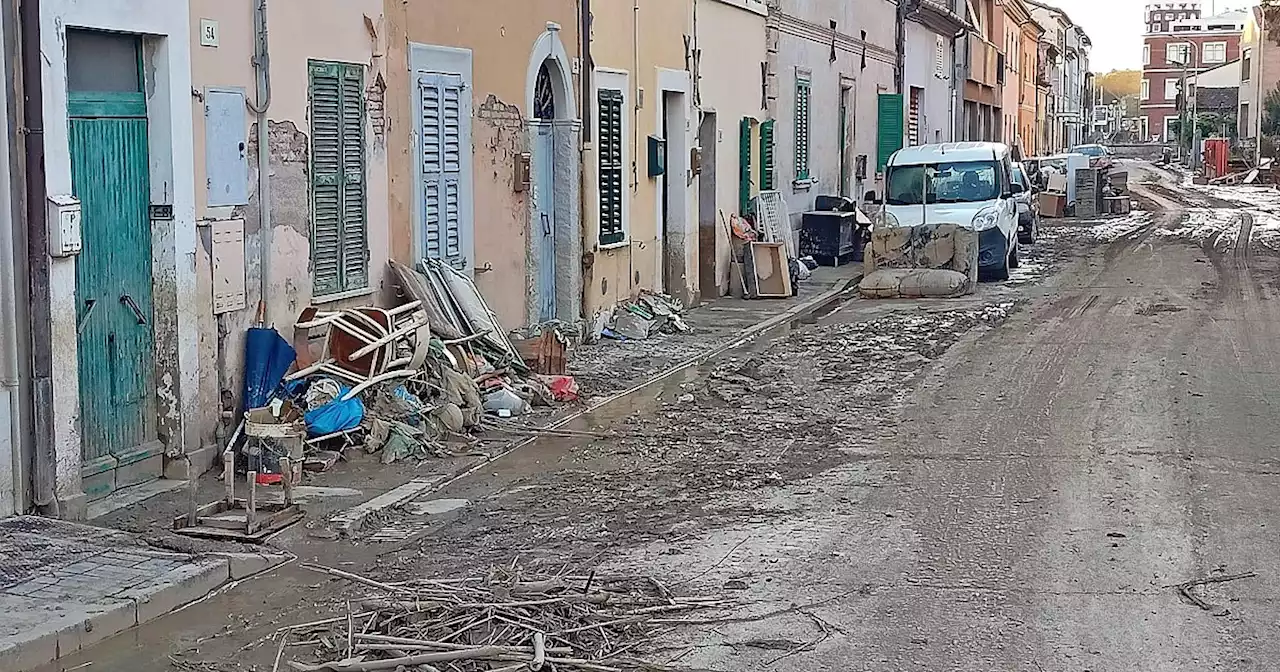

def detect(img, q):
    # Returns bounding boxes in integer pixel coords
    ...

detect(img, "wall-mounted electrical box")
[47,194,82,257]
[514,152,531,192]
[647,134,667,178]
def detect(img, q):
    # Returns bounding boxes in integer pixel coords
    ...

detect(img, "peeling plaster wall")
[386,0,581,333]
[584,0,693,321]
[41,0,196,506]
[190,0,391,458]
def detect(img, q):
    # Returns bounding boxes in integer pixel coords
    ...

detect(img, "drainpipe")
[246,0,272,326]
[2,0,29,515]
[19,0,57,515]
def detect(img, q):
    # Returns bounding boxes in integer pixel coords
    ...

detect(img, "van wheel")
[1009,238,1021,269]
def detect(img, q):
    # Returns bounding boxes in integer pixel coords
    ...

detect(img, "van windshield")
[886,160,1000,205]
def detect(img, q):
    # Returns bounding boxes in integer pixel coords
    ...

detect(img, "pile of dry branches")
[276,563,730,672]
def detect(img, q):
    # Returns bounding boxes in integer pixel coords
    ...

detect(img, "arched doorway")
[526,26,580,325]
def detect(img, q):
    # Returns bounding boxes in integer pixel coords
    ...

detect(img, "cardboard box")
[1039,192,1066,218]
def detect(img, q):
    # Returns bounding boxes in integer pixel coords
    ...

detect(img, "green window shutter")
[739,117,752,214]
[310,60,367,296]
[759,119,775,192]
[310,61,343,296]
[795,78,811,180]
[339,63,367,291]
[877,93,905,172]
[598,89,625,246]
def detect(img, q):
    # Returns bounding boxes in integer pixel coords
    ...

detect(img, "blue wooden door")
[532,124,556,322]
[67,30,157,496]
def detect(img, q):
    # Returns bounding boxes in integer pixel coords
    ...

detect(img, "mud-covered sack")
[858,268,972,299]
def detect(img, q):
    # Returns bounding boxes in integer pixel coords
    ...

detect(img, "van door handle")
[120,294,147,325]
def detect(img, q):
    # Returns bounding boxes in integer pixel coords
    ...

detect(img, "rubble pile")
[601,291,690,341]
[241,259,580,477]
[279,563,729,672]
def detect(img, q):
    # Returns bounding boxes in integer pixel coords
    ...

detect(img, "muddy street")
[56,160,1280,671]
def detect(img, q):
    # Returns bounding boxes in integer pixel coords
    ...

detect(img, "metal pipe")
[249,0,272,325]
[19,0,57,514]
[1,0,30,515]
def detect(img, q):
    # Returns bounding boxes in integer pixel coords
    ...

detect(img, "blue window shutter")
[421,73,467,269]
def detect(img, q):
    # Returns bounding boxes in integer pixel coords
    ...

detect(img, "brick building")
[1140,2,1245,141]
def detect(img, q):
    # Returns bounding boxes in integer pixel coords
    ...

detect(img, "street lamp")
[1168,43,1200,168]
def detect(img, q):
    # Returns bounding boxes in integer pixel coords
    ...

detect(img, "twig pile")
[278,563,731,672]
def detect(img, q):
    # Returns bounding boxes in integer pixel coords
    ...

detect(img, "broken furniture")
[743,242,793,298]
[289,302,431,398]
[173,450,304,542]
[799,209,865,265]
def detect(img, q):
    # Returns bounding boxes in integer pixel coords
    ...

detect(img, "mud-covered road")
[56,161,1280,671]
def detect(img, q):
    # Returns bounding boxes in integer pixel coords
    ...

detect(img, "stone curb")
[0,556,232,672]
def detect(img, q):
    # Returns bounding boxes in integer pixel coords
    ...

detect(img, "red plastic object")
[547,375,580,402]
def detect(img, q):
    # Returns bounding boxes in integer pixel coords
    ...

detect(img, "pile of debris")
[278,563,729,672]
[237,259,579,478]
[601,291,690,341]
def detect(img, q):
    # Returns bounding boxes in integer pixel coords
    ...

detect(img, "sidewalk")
[22,263,862,671]
[0,517,285,671]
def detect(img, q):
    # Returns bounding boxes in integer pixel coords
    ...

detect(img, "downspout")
[2,0,29,515]
[631,0,639,195]
[19,0,56,514]
[247,0,272,326]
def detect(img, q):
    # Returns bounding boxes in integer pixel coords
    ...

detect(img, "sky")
[1042,0,1254,73]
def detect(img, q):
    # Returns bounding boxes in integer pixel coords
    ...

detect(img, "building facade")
[694,0,768,299]
[384,1,583,331]
[582,1,695,321]
[1237,6,1277,146]
[1140,3,1244,142]
[1001,0,1035,155]
[961,0,1002,142]
[902,1,966,149]
[1019,10,1045,155]
[766,0,896,223]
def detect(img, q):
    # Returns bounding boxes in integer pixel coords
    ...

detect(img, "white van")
[874,142,1025,280]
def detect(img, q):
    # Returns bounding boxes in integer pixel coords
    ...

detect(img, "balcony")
[968,37,999,88]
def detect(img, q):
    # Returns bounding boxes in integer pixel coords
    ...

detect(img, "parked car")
[876,142,1024,281]
[1011,161,1039,244]
[1071,143,1114,170]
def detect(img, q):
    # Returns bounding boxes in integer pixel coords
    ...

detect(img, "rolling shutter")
[598,89,625,246]
[422,73,467,268]
[309,61,367,296]
[759,119,775,192]
[876,93,904,171]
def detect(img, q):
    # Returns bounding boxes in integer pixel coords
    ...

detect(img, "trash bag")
[305,386,365,437]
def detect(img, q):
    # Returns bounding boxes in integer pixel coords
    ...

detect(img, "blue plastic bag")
[304,386,365,437]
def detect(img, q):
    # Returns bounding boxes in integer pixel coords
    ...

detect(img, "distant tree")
[1094,70,1142,100]
[1262,85,1280,137]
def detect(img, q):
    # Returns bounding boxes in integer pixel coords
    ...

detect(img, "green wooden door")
[67,34,157,494]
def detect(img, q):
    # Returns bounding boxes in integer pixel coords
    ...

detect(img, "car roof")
[889,142,1009,166]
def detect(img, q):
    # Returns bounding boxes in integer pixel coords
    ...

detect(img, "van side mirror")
[864,190,880,204]
[1010,183,1025,195]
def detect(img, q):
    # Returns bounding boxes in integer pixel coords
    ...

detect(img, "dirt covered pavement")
[57,162,1280,670]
